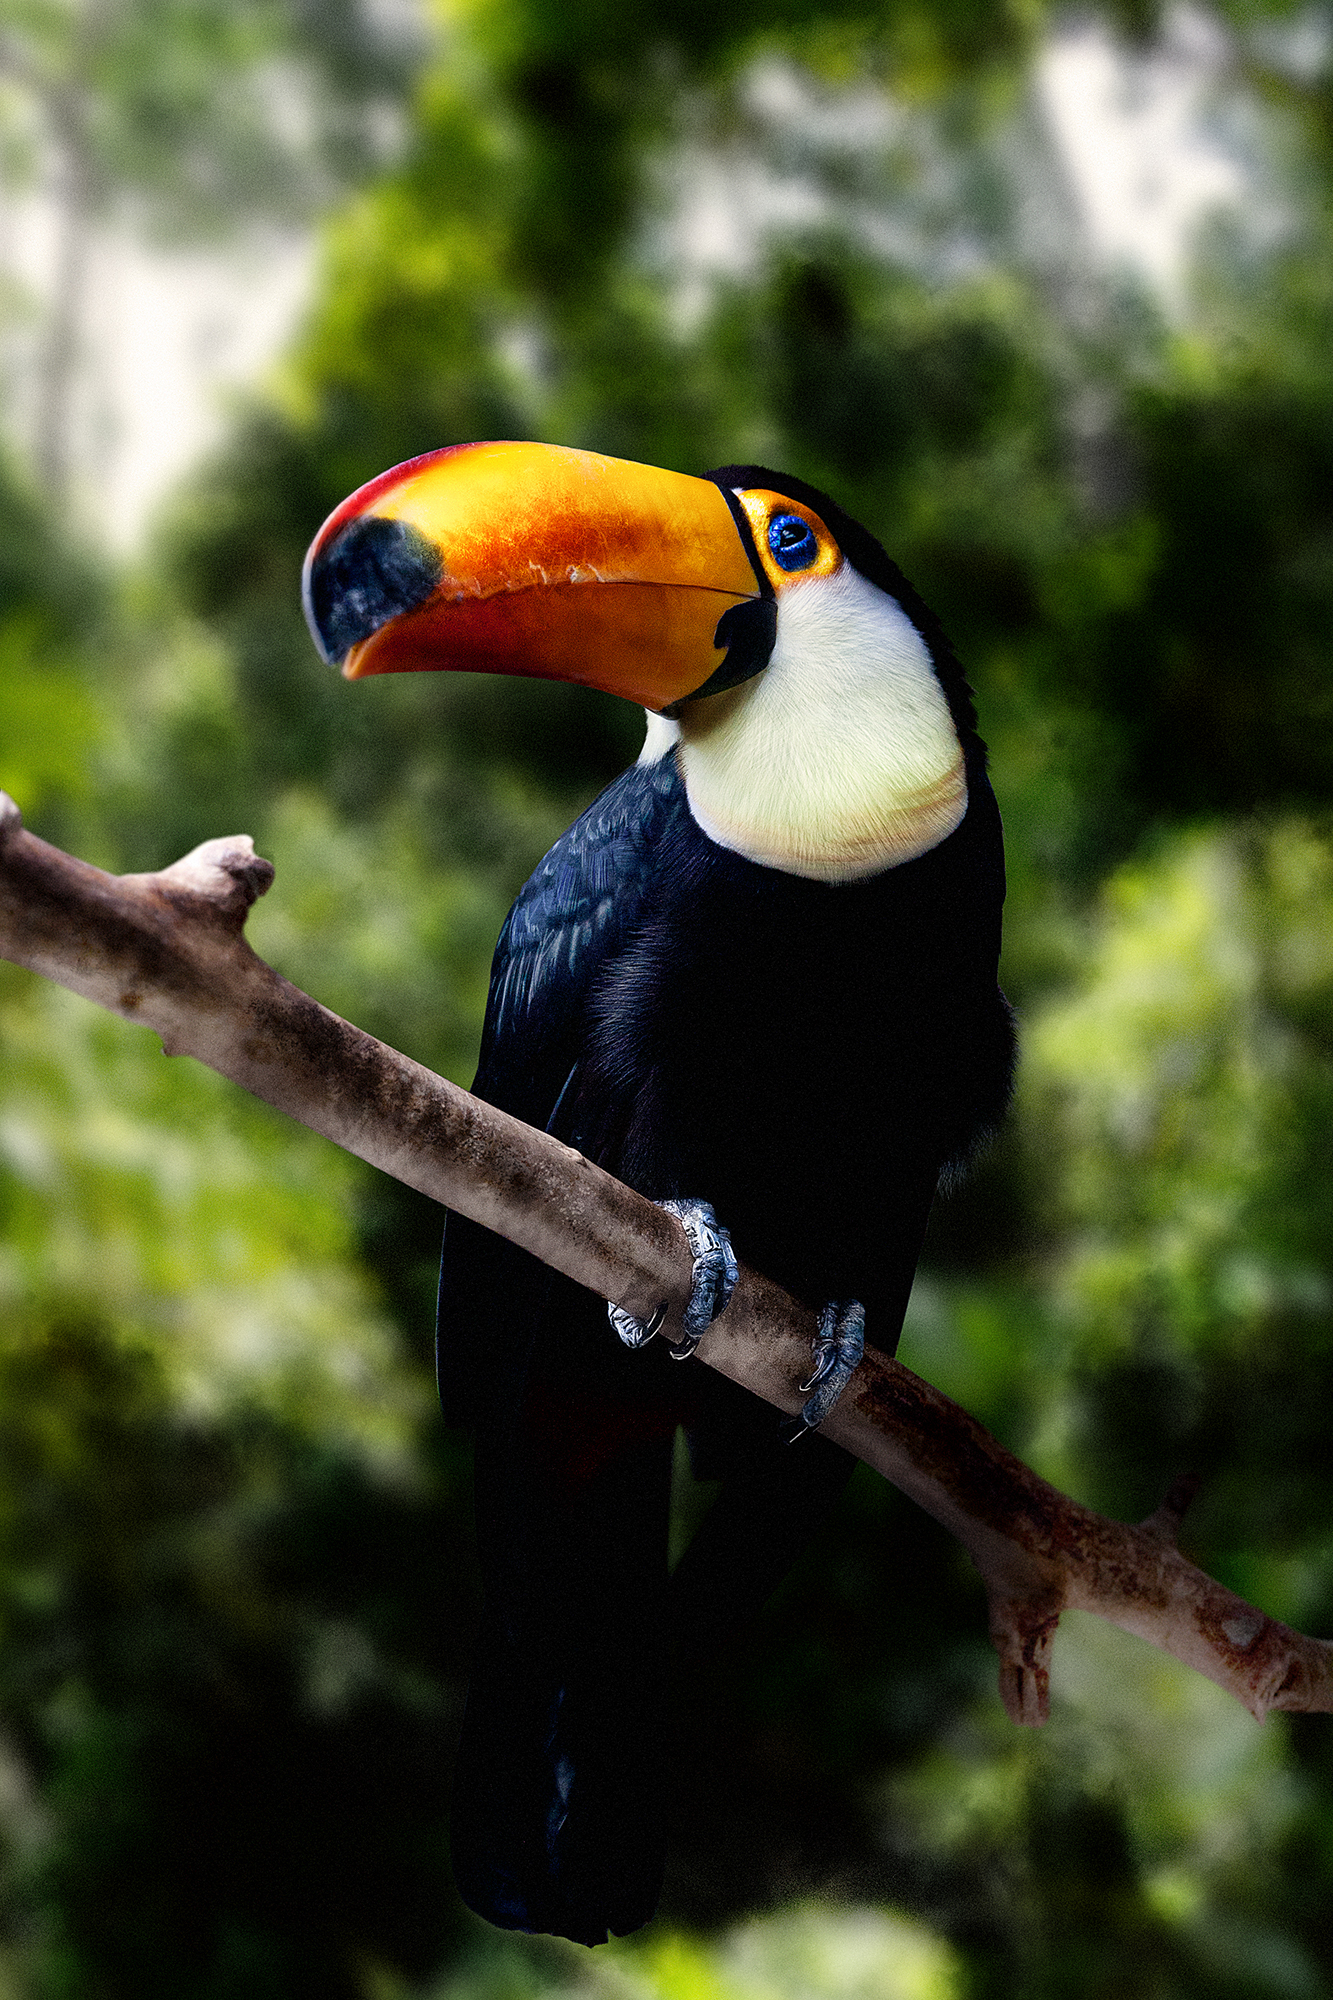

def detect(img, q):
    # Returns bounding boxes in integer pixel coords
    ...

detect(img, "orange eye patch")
[733,489,843,592]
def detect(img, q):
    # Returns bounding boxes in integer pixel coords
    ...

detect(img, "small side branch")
[2,793,1329,1727]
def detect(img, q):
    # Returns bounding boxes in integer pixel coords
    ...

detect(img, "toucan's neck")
[667,563,967,883]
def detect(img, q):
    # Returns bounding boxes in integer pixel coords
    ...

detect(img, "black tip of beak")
[304,515,444,665]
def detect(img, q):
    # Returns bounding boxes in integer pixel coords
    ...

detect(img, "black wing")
[437,751,686,1424]
[471,751,687,1132]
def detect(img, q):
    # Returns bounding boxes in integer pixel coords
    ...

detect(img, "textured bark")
[2,788,1330,1727]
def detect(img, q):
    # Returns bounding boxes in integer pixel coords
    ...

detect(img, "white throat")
[674,564,967,881]
[637,710,681,765]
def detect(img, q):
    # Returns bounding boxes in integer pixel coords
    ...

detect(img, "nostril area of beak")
[307,515,444,663]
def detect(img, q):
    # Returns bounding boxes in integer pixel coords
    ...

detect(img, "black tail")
[451,1569,669,1943]
[441,1229,857,1945]
[445,1252,676,1943]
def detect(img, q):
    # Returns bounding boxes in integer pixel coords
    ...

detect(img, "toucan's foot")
[786,1299,865,1440]
[608,1199,739,1359]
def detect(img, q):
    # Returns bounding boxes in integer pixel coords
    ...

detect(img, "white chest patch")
[676,564,968,881]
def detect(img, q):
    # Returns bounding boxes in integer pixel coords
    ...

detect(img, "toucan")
[302,441,1015,1945]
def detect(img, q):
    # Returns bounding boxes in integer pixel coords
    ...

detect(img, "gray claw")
[787,1299,865,1440]
[607,1198,739,1357]
[607,1298,667,1350]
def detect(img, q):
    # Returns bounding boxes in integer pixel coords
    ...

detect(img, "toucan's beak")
[302,441,764,713]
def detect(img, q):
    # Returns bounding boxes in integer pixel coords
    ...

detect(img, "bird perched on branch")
[303,442,1015,1945]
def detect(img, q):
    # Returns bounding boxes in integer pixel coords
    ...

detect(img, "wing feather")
[472,753,685,1127]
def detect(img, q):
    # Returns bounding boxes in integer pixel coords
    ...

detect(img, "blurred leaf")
[0,618,100,814]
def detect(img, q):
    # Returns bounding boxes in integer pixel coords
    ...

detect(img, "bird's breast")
[569,788,1007,1322]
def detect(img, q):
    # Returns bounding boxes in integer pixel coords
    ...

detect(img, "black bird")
[303,442,1015,1946]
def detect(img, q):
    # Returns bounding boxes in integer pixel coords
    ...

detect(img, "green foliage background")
[3,0,1333,1992]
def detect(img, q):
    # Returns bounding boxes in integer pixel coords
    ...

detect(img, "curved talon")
[607,1198,738,1357]
[786,1299,865,1440]
[607,1298,668,1350]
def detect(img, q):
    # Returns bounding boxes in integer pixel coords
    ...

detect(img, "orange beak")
[302,441,766,713]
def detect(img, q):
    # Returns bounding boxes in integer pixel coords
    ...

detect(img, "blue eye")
[767,513,818,572]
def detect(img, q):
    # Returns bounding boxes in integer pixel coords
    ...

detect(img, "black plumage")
[437,469,1015,1946]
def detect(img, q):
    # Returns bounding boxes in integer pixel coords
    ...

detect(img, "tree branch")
[2,790,1329,1728]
